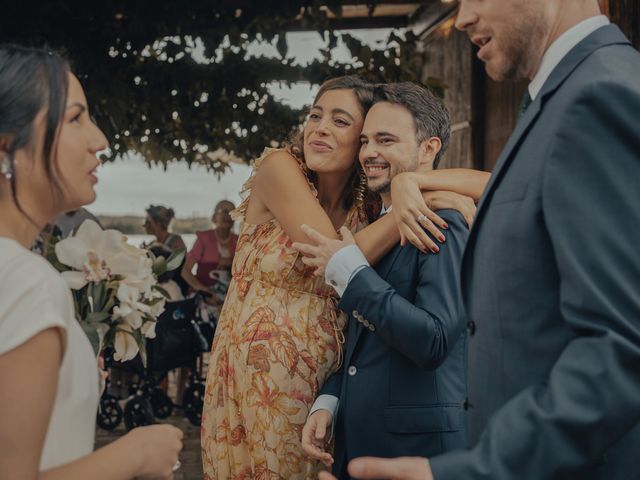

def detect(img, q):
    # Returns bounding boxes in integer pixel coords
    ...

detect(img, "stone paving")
[95,367,205,479]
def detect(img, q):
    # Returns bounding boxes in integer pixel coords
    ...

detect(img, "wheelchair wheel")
[96,394,123,431]
[182,382,205,426]
[123,396,154,431]
[150,387,173,419]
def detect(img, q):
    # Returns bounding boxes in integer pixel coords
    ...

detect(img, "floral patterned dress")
[201,148,367,479]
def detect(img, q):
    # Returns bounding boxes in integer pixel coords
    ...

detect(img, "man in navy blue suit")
[320,1,640,480]
[293,82,471,479]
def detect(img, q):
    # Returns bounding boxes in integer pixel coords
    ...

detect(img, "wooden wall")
[608,0,640,50]
[420,27,476,169]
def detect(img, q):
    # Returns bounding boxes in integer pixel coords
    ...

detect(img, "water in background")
[127,234,197,251]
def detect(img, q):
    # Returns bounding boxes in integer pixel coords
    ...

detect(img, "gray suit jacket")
[430,25,640,480]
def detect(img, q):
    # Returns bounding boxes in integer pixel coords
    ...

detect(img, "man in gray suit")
[320,1,640,479]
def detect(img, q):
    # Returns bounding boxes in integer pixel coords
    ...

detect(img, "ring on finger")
[416,213,428,224]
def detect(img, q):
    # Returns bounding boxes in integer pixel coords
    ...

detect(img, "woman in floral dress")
[201,76,475,479]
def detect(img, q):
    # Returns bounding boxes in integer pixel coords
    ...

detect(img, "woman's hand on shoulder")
[390,172,448,253]
[423,190,477,228]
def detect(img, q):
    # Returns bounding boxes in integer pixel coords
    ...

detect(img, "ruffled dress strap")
[231,147,318,222]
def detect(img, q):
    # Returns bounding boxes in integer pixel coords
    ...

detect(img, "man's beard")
[366,154,418,195]
[486,7,548,81]
[367,169,392,195]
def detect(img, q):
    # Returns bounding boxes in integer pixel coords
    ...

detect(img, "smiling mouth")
[364,163,389,176]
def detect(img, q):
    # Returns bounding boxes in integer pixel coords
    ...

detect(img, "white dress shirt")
[529,15,609,100]
[324,205,392,297]
[311,206,392,418]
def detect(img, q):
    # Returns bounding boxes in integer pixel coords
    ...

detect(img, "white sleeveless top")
[0,238,100,471]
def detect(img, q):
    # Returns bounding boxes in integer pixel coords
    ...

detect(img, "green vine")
[2,0,431,171]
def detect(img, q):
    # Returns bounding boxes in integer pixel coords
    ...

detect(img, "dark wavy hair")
[0,45,70,217]
[285,75,375,214]
[372,82,451,169]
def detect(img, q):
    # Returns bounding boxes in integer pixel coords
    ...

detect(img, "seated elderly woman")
[181,200,238,306]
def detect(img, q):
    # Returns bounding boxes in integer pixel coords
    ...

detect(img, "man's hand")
[318,456,434,480]
[292,225,356,276]
[301,409,334,466]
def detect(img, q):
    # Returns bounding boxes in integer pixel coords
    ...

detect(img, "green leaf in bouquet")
[165,248,186,272]
[144,295,166,307]
[106,275,124,289]
[152,256,167,276]
[87,282,107,311]
[131,328,148,367]
[137,339,148,368]
[85,311,111,323]
[102,294,116,314]
[153,284,171,300]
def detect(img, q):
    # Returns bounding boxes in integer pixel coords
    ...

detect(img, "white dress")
[0,238,100,471]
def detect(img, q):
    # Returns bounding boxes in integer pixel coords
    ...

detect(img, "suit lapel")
[343,244,404,367]
[462,24,630,282]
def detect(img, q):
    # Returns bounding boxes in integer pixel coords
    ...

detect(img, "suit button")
[352,310,359,318]
[467,320,476,335]
[362,319,370,327]
[368,324,376,332]
[347,365,357,376]
[463,398,472,410]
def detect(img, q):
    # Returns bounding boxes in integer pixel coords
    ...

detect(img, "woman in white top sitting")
[0,45,183,479]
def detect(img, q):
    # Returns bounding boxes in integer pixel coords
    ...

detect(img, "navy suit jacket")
[320,209,469,477]
[430,25,640,480]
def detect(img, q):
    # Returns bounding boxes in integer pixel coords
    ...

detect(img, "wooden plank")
[420,28,475,169]
[482,79,527,172]
[608,0,640,50]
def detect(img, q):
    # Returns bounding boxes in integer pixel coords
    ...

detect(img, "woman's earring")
[0,152,12,180]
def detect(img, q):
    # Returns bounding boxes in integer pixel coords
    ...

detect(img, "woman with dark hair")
[143,204,186,252]
[0,45,183,479]
[200,76,485,478]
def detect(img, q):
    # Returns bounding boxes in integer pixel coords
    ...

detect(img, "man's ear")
[417,136,441,170]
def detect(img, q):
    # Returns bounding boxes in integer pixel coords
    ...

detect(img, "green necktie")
[518,90,532,119]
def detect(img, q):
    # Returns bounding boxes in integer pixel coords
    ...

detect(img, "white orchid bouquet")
[47,220,184,364]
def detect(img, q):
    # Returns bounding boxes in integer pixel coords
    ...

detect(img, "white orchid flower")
[141,320,157,339]
[147,290,167,318]
[113,324,139,362]
[55,220,127,289]
[112,283,154,329]
[112,303,145,329]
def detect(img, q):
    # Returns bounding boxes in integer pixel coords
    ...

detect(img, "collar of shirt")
[380,204,393,216]
[529,15,609,100]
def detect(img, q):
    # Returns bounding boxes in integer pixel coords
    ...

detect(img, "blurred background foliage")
[1,0,433,171]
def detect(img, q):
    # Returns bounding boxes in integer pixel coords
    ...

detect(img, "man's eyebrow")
[374,131,399,139]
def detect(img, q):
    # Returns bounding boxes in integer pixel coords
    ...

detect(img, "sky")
[90,29,392,218]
